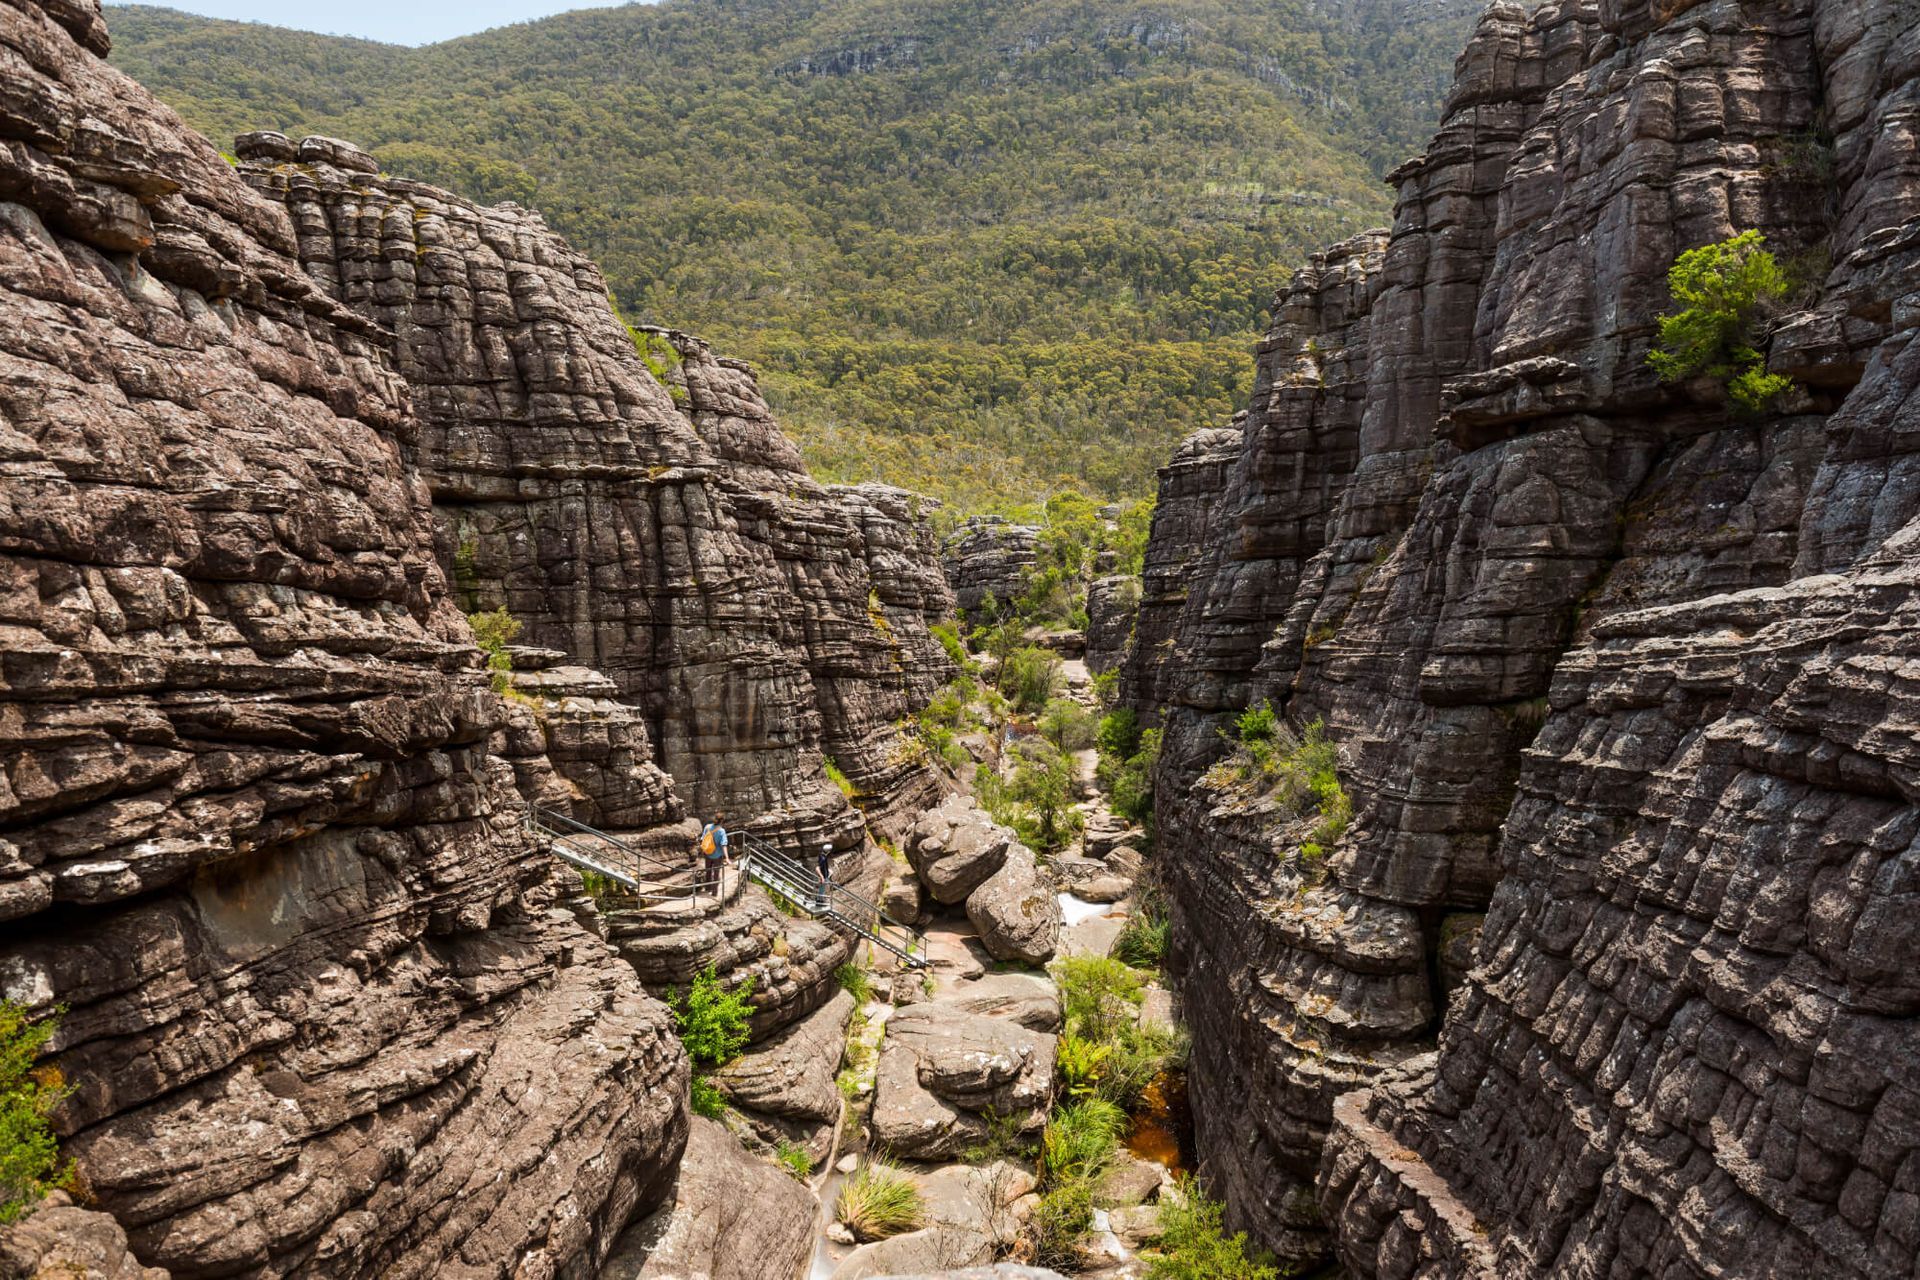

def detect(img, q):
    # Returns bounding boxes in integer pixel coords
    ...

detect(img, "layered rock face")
[0,3,689,1276]
[229,134,956,848]
[1125,0,1920,1273]
[942,517,1039,615]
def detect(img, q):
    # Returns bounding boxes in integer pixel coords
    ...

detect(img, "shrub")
[1040,1098,1127,1184]
[775,1140,813,1180]
[1,1002,71,1226]
[835,1161,925,1241]
[1000,646,1064,712]
[670,963,754,1068]
[1098,727,1160,824]
[1054,955,1146,1043]
[467,606,520,694]
[1235,702,1277,744]
[836,962,875,1005]
[1039,698,1097,752]
[1145,1178,1277,1279]
[689,1074,728,1119]
[1090,669,1120,710]
[929,621,973,670]
[823,756,857,799]
[1096,708,1141,760]
[1647,230,1794,415]
[1110,908,1170,969]
[979,738,1082,852]
[1057,1033,1112,1099]
[1031,1179,1096,1268]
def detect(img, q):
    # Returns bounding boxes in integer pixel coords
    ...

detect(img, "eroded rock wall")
[229,142,955,847]
[0,4,688,1276]
[1126,0,1920,1272]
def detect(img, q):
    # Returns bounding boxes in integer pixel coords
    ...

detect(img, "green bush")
[835,1160,925,1241]
[1647,230,1794,415]
[836,963,875,1005]
[1,1002,71,1226]
[1057,1033,1113,1099]
[1000,646,1064,712]
[1096,708,1141,760]
[1097,727,1160,824]
[1205,717,1351,853]
[1110,908,1170,969]
[1039,698,1098,752]
[689,1074,728,1119]
[1235,702,1277,744]
[929,621,974,671]
[823,756,857,799]
[978,737,1082,853]
[467,606,520,694]
[1054,955,1146,1044]
[1145,1179,1277,1279]
[775,1140,813,1180]
[670,963,754,1069]
[1031,1179,1096,1268]
[1051,955,1178,1109]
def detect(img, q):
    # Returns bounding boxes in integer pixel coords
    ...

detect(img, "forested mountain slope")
[109,0,1477,511]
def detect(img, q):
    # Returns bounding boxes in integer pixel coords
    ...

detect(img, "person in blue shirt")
[696,814,729,895]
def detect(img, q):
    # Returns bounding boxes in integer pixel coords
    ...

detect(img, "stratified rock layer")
[230,135,956,848]
[942,517,1038,615]
[0,4,688,1277]
[1123,0,1920,1273]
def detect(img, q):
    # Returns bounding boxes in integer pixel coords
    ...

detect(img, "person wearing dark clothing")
[815,842,833,912]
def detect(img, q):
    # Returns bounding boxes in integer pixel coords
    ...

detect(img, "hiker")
[696,815,729,895]
[815,841,834,911]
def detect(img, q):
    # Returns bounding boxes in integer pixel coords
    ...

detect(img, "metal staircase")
[530,807,927,967]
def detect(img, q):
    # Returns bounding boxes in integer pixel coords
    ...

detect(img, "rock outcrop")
[229,132,956,849]
[0,4,692,1277]
[870,1002,1056,1159]
[1122,0,1920,1273]
[942,517,1039,615]
[602,1115,817,1280]
[0,1195,170,1280]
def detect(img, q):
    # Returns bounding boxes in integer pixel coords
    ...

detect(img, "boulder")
[712,988,853,1158]
[829,1227,993,1280]
[884,870,929,925]
[928,971,1063,1032]
[1093,1152,1167,1208]
[1050,853,1131,904]
[870,1004,1055,1159]
[0,1194,170,1280]
[602,1116,817,1280]
[916,1161,1037,1247]
[908,797,1013,903]
[965,842,1061,964]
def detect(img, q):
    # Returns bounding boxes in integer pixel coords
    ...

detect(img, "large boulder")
[602,1116,817,1280]
[907,796,1014,903]
[870,1004,1056,1159]
[965,842,1061,964]
[928,972,1063,1032]
[829,1227,993,1280]
[712,988,854,1159]
[0,1194,170,1280]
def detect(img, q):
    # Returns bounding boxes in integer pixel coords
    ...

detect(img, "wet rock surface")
[1119,0,1920,1274]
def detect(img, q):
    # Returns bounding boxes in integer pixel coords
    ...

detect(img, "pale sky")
[109,0,644,46]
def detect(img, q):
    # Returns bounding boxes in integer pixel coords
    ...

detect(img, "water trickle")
[1124,1069,1193,1175]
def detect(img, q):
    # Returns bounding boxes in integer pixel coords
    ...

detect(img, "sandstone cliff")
[1123,0,1920,1274]
[0,1,961,1274]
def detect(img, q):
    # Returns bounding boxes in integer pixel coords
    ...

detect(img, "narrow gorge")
[3,0,1918,1278]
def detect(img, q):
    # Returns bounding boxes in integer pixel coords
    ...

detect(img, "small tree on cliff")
[1,1001,72,1225]
[1647,230,1794,415]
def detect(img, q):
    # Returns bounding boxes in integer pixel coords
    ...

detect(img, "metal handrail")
[733,831,929,968]
[530,808,928,966]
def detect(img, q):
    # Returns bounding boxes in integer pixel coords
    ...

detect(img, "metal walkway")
[530,807,928,967]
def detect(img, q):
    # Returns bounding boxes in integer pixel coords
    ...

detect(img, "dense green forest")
[111,0,1476,512]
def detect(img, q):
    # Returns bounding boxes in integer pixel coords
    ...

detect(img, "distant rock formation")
[1121,0,1920,1274]
[942,516,1040,615]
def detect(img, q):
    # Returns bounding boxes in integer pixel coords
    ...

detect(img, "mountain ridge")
[108,0,1480,512]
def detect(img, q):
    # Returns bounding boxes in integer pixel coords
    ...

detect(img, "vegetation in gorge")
[1,1002,71,1226]
[669,964,755,1119]
[1096,709,1162,826]
[1030,1097,1131,1266]
[1205,709,1352,859]
[1647,230,1796,414]
[979,736,1083,853]
[835,1160,926,1241]
[1144,1178,1277,1279]
[775,1140,813,1180]
[467,606,520,695]
[110,0,1478,512]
